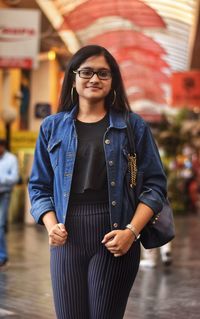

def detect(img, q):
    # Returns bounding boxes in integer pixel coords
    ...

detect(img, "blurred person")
[160,242,172,266]
[19,73,30,130]
[140,242,172,268]
[28,45,167,319]
[0,139,19,268]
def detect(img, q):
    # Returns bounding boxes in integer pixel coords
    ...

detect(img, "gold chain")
[128,153,137,188]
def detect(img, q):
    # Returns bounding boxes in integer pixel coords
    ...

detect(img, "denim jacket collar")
[63,105,78,121]
[109,108,127,129]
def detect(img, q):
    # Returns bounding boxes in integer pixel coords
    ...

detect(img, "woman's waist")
[69,188,109,204]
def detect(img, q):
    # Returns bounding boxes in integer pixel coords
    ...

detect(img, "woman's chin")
[86,95,105,102]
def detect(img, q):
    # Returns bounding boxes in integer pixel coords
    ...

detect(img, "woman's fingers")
[58,223,67,234]
[50,223,67,237]
[102,229,135,256]
[49,223,68,246]
[54,223,68,236]
[101,230,118,244]
[104,238,122,255]
[49,233,66,245]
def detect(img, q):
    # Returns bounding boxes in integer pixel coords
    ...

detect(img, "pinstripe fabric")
[50,202,140,319]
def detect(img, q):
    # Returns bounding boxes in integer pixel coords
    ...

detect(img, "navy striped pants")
[50,202,140,319]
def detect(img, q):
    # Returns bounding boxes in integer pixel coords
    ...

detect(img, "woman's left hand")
[102,229,136,257]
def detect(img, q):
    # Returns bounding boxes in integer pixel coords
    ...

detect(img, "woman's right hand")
[48,223,68,247]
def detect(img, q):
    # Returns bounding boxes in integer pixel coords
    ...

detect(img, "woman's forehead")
[80,55,110,69]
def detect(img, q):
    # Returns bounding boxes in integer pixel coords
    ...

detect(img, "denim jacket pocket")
[47,139,62,170]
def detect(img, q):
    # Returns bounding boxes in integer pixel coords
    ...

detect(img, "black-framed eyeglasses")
[73,69,112,80]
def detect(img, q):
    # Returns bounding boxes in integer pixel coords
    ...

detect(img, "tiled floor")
[0,215,200,319]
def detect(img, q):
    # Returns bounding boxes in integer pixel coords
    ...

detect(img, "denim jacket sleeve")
[28,119,55,224]
[133,116,167,214]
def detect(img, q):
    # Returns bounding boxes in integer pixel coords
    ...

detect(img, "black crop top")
[70,113,109,203]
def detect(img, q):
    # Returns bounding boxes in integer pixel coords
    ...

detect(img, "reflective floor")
[0,215,200,319]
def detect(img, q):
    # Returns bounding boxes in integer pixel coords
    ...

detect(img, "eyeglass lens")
[76,69,111,79]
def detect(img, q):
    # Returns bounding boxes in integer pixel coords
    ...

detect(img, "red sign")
[171,71,200,108]
[0,9,40,69]
[0,58,32,69]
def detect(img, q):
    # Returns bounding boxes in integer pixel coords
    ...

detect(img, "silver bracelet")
[125,224,140,241]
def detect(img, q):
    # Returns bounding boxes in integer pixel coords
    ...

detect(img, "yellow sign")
[10,131,38,152]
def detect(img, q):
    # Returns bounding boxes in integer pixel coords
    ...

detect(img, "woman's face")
[73,55,112,105]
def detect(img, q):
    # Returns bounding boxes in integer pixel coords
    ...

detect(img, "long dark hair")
[58,45,131,113]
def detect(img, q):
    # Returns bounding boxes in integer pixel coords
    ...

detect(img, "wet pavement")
[0,215,200,319]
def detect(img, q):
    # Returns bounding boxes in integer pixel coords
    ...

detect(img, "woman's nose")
[89,73,100,82]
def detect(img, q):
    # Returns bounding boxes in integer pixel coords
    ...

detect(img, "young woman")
[29,45,167,319]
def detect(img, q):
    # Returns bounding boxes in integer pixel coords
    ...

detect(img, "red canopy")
[59,0,166,31]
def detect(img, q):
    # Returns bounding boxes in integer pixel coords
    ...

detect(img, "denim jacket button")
[113,223,118,228]
[111,181,115,186]
[105,139,110,145]
[109,160,114,166]
[112,201,116,206]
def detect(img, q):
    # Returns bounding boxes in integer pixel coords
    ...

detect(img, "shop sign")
[0,9,41,69]
[171,71,200,108]
[10,131,38,152]
[35,103,51,119]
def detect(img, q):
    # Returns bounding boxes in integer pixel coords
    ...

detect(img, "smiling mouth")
[87,86,101,89]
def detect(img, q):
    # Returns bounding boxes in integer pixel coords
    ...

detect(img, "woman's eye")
[81,70,92,76]
[99,70,111,78]
[99,71,108,77]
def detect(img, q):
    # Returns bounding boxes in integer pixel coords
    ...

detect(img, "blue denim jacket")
[28,106,167,229]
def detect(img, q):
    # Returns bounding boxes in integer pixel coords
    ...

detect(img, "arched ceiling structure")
[36,0,199,119]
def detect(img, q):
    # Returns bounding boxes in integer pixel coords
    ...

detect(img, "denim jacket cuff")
[30,198,55,224]
[138,196,163,215]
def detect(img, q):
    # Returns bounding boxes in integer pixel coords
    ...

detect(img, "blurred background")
[0,1,200,318]
[1,0,200,224]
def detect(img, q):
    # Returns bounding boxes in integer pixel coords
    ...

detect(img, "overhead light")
[38,51,56,61]
[48,50,56,61]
